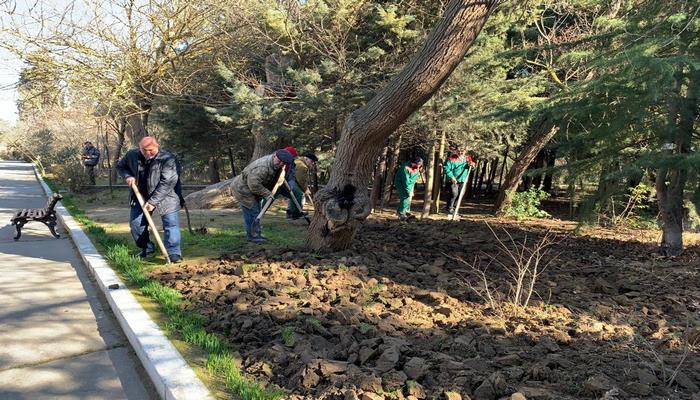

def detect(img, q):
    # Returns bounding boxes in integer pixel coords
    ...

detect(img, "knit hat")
[304,153,318,163]
[284,146,299,158]
[275,149,295,165]
[411,156,424,166]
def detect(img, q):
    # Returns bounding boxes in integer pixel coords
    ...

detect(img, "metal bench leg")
[45,219,60,239]
[13,221,24,241]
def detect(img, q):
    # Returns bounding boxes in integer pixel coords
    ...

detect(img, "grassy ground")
[57,186,304,400]
[72,187,308,263]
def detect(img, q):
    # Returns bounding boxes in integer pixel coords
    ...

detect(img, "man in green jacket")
[394,156,423,220]
[444,147,475,214]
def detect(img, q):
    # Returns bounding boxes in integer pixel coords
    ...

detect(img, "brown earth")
[150,215,700,400]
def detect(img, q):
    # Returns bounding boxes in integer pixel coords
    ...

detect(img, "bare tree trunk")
[476,159,488,195]
[422,134,438,217]
[494,119,559,214]
[432,131,447,213]
[498,146,508,190]
[208,156,221,184]
[380,132,403,210]
[125,97,152,146]
[656,68,699,256]
[251,125,270,162]
[228,147,237,177]
[467,159,480,198]
[305,0,498,251]
[370,144,389,211]
[486,158,499,194]
[103,122,113,194]
[111,118,127,184]
[542,149,556,193]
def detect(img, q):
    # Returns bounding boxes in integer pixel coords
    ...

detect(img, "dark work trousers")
[85,165,96,185]
[447,182,465,212]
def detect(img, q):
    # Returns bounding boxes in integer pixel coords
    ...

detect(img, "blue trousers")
[240,201,262,239]
[129,206,181,256]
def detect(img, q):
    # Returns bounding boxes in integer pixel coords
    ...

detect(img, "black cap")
[411,156,423,166]
[275,149,295,165]
[304,153,318,162]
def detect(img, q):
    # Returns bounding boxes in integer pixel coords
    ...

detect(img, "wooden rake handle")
[130,182,171,264]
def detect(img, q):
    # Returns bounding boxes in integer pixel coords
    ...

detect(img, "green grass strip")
[45,181,283,400]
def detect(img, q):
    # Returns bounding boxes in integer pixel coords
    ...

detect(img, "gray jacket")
[116,148,183,215]
[231,154,282,208]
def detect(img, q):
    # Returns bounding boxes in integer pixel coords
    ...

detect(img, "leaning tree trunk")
[494,118,559,215]
[305,0,499,251]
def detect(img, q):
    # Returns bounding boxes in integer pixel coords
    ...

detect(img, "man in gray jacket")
[232,149,295,243]
[116,136,184,262]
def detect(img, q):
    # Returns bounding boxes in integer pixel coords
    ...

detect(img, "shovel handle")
[283,180,311,225]
[130,183,171,264]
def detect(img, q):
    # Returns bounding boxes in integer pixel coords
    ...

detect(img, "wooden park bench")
[10,193,63,241]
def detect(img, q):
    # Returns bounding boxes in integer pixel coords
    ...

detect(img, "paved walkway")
[0,161,156,400]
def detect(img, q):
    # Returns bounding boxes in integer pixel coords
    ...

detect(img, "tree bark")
[111,118,127,184]
[370,144,389,211]
[208,156,221,184]
[432,131,447,213]
[228,147,237,178]
[467,159,480,198]
[125,97,152,146]
[380,132,403,210]
[251,124,271,162]
[656,68,699,256]
[542,149,556,193]
[494,118,559,214]
[498,146,508,190]
[527,150,546,190]
[486,158,499,194]
[476,159,488,194]
[305,0,498,251]
[422,135,438,217]
[184,178,238,209]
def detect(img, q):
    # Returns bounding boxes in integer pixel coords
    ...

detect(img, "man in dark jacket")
[81,141,100,185]
[116,136,184,262]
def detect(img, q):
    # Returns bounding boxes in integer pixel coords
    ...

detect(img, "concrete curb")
[32,166,214,400]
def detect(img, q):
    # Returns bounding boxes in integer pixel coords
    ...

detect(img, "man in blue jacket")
[116,136,184,262]
[81,141,100,185]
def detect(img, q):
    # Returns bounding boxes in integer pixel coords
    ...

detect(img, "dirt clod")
[149,218,700,399]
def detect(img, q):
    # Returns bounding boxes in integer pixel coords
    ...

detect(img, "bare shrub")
[447,223,558,316]
[53,158,92,193]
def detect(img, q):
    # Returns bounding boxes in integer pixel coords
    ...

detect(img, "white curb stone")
[32,166,214,400]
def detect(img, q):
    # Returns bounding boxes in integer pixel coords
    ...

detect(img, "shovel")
[250,168,287,235]
[283,180,311,225]
[450,167,471,221]
[130,183,171,264]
